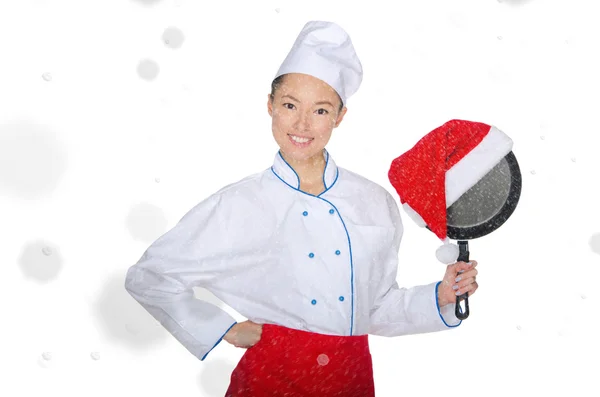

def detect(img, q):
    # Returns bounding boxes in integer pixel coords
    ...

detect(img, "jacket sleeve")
[368,192,462,337]
[124,192,243,361]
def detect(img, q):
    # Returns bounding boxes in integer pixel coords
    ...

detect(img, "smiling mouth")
[288,134,314,143]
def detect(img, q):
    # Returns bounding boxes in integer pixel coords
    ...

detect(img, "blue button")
[311,299,317,305]
[309,253,314,258]
[335,250,341,255]
[329,209,335,214]
[303,211,308,216]
[339,296,344,302]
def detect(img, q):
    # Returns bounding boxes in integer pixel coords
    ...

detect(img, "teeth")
[290,135,312,143]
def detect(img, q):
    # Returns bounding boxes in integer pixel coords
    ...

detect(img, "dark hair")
[270,74,344,113]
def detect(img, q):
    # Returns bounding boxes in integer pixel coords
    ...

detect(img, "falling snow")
[137,59,160,81]
[162,27,185,49]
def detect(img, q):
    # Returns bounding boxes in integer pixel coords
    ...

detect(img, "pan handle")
[455,241,470,320]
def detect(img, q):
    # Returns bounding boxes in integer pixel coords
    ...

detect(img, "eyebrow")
[281,95,334,107]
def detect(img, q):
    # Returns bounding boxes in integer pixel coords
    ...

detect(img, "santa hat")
[388,119,514,264]
[274,21,363,106]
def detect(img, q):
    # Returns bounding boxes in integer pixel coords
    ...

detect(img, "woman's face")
[268,73,347,163]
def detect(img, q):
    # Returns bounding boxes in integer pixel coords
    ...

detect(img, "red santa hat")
[388,119,513,264]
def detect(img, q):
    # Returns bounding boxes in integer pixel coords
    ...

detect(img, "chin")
[283,146,323,161]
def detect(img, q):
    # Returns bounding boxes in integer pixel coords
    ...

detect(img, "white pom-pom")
[402,203,427,227]
[436,239,459,264]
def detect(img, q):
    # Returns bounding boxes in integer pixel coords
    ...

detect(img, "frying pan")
[429,150,522,319]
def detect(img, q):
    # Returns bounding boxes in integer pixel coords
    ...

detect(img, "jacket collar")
[271,148,339,192]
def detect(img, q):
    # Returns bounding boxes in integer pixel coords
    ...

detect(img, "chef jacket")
[124,148,462,361]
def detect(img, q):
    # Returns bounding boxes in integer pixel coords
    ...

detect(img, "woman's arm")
[124,192,241,361]
[368,192,463,336]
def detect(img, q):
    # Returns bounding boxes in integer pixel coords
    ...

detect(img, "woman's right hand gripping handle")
[223,320,263,348]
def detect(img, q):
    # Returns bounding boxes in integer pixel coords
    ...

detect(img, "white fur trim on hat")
[402,202,427,228]
[445,125,513,208]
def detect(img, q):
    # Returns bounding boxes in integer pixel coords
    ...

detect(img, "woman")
[124,21,478,396]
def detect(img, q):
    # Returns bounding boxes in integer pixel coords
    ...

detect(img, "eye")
[283,103,295,110]
[316,108,329,115]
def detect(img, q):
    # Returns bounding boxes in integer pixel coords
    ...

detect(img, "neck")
[281,150,326,185]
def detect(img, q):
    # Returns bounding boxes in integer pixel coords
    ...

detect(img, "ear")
[333,106,348,128]
[267,93,273,117]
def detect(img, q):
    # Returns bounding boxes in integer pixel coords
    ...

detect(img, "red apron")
[225,323,375,396]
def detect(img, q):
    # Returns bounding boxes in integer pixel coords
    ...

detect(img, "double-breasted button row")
[308,251,341,258]
[302,209,336,216]
[311,296,345,305]
[301,208,344,307]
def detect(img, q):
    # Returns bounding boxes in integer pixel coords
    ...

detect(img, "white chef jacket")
[124,148,461,361]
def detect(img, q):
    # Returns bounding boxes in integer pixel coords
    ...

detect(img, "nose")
[293,110,312,131]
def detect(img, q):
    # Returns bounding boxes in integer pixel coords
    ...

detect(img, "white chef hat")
[274,21,363,106]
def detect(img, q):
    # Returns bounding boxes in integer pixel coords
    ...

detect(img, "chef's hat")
[274,21,363,106]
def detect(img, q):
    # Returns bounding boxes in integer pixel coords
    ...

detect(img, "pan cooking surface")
[447,158,511,228]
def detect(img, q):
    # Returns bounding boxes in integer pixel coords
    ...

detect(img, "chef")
[124,20,479,396]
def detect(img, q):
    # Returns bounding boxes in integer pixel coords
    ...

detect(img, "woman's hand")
[223,320,263,348]
[437,260,478,307]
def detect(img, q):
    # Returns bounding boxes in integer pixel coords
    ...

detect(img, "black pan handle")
[455,240,470,320]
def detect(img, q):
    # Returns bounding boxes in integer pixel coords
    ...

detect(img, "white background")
[1,0,599,396]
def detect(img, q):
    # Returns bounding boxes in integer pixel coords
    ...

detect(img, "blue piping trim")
[321,168,339,197]
[322,150,330,189]
[275,150,335,192]
[435,282,462,328]
[269,167,354,336]
[200,321,237,361]
[277,151,301,189]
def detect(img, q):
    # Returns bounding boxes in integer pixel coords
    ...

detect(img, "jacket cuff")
[435,281,462,327]
[201,321,237,361]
